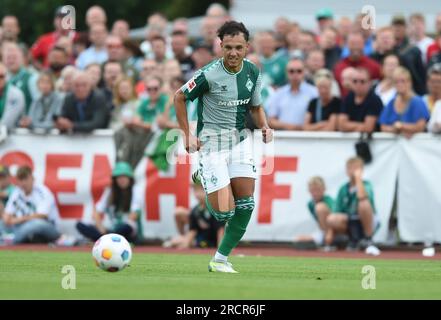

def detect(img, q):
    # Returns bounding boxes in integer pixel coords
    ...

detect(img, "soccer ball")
[92,233,132,272]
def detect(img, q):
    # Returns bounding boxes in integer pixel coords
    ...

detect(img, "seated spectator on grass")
[76,162,142,243]
[338,68,383,133]
[380,67,430,137]
[304,70,340,131]
[19,72,64,130]
[268,58,318,130]
[163,182,224,249]
[56,71,110,133]
[0,165,14,219]
[2,166,60,245]
[428,100,441,133]
[328,157,380,253]
[0,62,25,130]
[374,54,399,106]
[294,177,334,249]
[422,63,441,113]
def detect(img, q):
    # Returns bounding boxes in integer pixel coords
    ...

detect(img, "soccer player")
[174,21,273,273]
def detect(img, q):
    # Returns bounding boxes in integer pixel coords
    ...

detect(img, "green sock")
[205,196,235,222]
[218,196,255,256]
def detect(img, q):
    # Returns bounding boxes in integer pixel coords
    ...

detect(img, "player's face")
[221,33,249,70]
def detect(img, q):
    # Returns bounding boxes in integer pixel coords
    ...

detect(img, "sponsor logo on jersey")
[218,98,251,107]
[221,85,228,92]
[187,78,196,92]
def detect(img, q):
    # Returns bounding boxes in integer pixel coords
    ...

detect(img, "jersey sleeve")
[34,188,54,216]
[181,70,209,102]
[250,72,263,107]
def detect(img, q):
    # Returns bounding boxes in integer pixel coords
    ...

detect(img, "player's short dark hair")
[217,21,250,42]
[16,166,33,180]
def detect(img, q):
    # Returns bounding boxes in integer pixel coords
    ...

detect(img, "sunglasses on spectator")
[288,68,303,74]
[147,87,159,92]
[352,79,368,84]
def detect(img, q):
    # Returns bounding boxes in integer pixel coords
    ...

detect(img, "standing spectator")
[163,181,224,249]
[85,5,107,28]
[197,16,222,48]
[305,49,325,83]
[409,13,434,65]
[329,157,380,253]
[285,24,301,56]
[57,65,76,94]
[136,76,168,128]
[340,67,356,97]
[113,77,154,168]
[2,42,38,112]
[106,35,137,80]
[256,31,289,87]
[111,20,130,40]
[55,36,75,65]
[298,30,319,58]
[380,67,429,137]
[150,36,168,64]
[30,7,77,70]
[428,100,441,133]
[337,17,353,45]
[304,71,340,131]
[427,31,441,63]
[123,39,144,76]
[370,27,396,63]
[268,58,318,130]
[171,31,195,80]
[162,59,183,92]
[192,44,214,71]
[2,166,60,244]
[374,54,399,106]
[315,8,335,34]
[334,32,381,97]
[135,59,159,98]
[341,14,375,59]
[75,23,108,70]
[0,62,25,130]
[338,68,383,133]
[85,63,103,89]
[1,15,26,50]
[319,27,342,70]
[56,72,110,133]
[76,162,142,243]
[101,61,123,110]
[423,63,441,113]
[19,72,64,130]
[391,15,427,95]
[47,46,69,80]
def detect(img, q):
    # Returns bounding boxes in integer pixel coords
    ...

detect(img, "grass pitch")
[0,250,440,299]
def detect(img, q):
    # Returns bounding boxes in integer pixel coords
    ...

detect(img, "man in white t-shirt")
[2,166,60,244]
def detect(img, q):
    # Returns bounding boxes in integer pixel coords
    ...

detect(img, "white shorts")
[198,137,257,194]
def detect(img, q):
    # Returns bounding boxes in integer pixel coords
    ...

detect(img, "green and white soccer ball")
[92,233,132,272]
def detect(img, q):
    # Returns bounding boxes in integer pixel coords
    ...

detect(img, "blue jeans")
[11,219,60,244]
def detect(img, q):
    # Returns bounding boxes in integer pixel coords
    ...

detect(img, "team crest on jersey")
[246,78,254,92]
[210,174,218,186]
[187,78,196,92]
